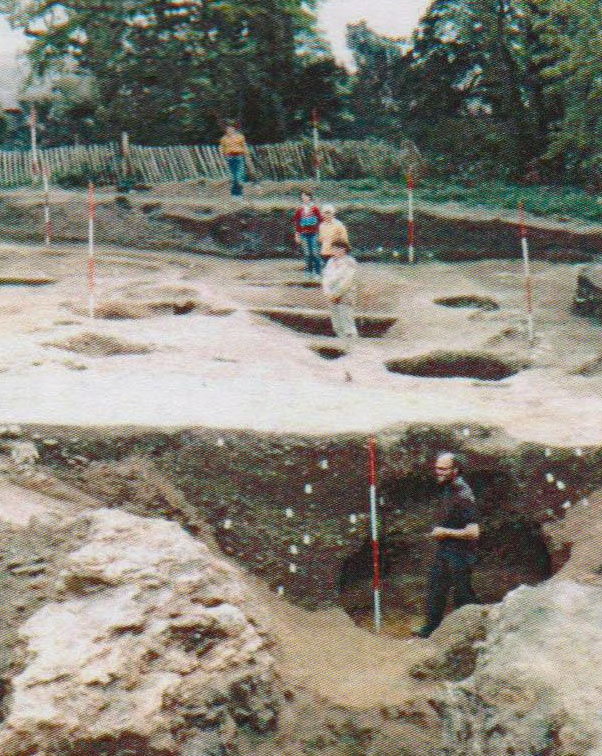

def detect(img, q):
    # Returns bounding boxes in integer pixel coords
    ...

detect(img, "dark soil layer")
[255,309,396,338]
[23,424,602,620]
[434,295,499,311]
[0,278,56,287]
[310,345,347,360]
[385,353,524,381]
[165,208,597,262]
[0,195,598,262]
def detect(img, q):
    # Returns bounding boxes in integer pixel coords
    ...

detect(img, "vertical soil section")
[26,423,602,625]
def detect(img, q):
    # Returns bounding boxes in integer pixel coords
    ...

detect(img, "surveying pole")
[312,108,321,182]
[518,201,535,344]
[29,105,39,181]
[368,437,382,633]
[407,170,415,263]
[87,182,96,319]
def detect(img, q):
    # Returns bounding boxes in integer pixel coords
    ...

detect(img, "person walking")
[318,204,349,260]
[219,122,249,197]
[322,239,359,345]
[413,452,480,638]
[293,190,323,279]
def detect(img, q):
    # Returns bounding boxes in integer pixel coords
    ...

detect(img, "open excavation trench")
[22,422,602,639]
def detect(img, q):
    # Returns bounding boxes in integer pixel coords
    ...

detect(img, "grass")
[330,177,602,224]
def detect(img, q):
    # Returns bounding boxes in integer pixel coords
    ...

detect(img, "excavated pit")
[386,352,525,381]
[310,345,347,360]
[434,295,499,311]
[339,472,553,635]
[255,308,396,338]
[26,424,602,629]
[0,277,56,287]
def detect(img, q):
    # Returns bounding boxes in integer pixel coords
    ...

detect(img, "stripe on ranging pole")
[368,436,382,633]
[518,201,535,344]
[88,181,96,319]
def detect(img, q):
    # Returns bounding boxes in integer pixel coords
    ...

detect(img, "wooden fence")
[0,138,419,189]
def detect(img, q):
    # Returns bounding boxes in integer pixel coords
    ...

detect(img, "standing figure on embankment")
[219,121,250,197]
[318,204,349,258]
[322,239,359,346]
[413,452,481,638]
[293,189,323,280]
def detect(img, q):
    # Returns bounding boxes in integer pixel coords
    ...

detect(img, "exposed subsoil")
[1,186,602,753]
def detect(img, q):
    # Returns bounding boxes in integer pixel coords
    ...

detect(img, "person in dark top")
[413,452,480,638]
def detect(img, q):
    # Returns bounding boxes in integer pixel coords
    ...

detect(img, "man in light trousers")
[322,239,359,346]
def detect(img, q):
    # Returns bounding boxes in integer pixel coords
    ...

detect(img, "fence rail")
[0,138,420,189]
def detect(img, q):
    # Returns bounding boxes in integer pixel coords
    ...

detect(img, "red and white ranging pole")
[407,171,415,263]
[42,166,51,247]
[311,109,321,182]
[88,181,96,319]
[368,436,382,633]
[518,201,535,343]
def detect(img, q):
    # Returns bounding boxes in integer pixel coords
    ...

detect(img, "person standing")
[293,190,323,278]
[219,122,249,197]
[322,239,359,344]
[413,452,480,638]
[318,204,349,260]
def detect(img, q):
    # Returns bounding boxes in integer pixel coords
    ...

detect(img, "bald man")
[413,452,480,638]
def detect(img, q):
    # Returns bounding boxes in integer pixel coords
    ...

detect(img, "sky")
[0,0,432,104]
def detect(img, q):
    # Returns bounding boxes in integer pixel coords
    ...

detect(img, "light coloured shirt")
[322,255,358,305]
[318,219,349,257]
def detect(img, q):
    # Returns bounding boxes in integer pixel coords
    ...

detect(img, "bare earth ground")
[2,185,602,752]
[0,236,601,444]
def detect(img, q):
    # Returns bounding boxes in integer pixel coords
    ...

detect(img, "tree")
[0,0,343,144]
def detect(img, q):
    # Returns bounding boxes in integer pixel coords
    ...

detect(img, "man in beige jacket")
[322,239,359,344]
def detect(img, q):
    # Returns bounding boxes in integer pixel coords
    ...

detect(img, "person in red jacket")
[293,189,323,279]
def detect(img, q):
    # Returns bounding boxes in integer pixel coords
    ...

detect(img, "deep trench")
[28,425,598,642]
[339,472,553,635]
[255,308,397,338]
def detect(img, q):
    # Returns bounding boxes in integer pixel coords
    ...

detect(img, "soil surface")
[0,232,601,444]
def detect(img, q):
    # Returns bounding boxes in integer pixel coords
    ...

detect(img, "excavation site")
[1,183,602,756]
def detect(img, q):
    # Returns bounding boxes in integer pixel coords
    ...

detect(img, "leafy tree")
[0,0,344,144]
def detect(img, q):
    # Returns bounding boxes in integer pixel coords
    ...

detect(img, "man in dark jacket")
[413,452,480,638]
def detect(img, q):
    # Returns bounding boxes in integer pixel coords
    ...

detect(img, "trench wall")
[26,423,602,610]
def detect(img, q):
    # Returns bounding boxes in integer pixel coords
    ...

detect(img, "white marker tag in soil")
[349,514,357,524]
[545,448,552,457]
[575,448,583,456]
[557,480,566,490]
[304,484,313,494]
[303,535,312,545]
[285,508,294,518]
[277,586,284,596]
[562,501,571,509]
[319,459,329,469]
[289,545,298,555]
[289,563,297,574]
[546,473,555,483]
[217,438,225,447]
[223,519,232,530]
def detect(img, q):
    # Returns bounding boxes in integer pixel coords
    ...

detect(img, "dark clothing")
[423,476,479,634]
[432,476,478,559]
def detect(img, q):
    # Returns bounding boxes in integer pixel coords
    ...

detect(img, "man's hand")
[430,526,449,540]
[430,524,480,540]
